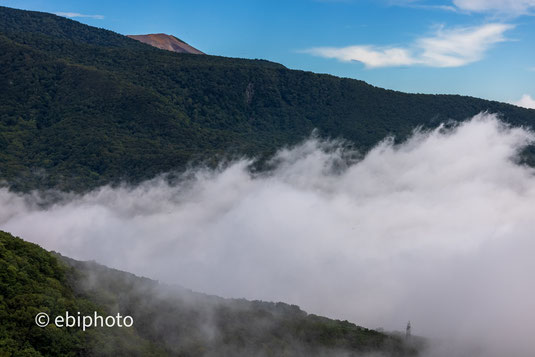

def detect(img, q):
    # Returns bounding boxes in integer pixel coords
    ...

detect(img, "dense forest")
[0,230,420,356]
[1,6,534,192]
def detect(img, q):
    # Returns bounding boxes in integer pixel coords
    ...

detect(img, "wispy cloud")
[417,23,513,67]
[388,0,459,12]
[55,12,104,20]
[512,94,535,109]
[303,23,513,68]
[392,0,535,16]
[453,0,535,15]
[304,46,418,68]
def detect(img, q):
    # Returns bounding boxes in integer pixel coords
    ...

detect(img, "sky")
[2,0,535,104]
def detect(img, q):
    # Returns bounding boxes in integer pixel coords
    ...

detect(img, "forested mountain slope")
[0,230,420,356]
[1,6,534,192]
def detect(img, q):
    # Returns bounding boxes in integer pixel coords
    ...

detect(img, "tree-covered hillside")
[0,230,167,356]
[1,5,534,192]
[0,230,420,356]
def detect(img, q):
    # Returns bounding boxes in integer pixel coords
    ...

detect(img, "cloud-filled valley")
[2,113,535,356]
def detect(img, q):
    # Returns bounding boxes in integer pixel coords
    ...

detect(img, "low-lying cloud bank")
[2,113,535,356]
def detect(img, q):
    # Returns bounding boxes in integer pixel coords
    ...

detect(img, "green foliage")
[0,231,166,356]
[0,230,79,356]
[0,231,419,356]
[1,6,534,192]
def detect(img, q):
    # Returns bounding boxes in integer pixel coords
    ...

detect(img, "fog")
[2,113,535,356]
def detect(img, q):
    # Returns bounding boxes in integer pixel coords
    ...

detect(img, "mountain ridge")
[127,33,204,54]
[1,5,534,193]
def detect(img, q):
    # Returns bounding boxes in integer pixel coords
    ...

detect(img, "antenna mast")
[405,321,411,340]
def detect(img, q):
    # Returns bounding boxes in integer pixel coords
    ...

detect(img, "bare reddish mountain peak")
[127,33,204,54]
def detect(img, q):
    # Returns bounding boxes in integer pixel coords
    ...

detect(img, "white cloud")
[2,113,535,356]
[512,94,535,109]
[304,23,512,68]
[304,46,417,67]
[417,23,512,67]
[453,0,535,15]
[395,0,535,15]
[55,12,104,20]
[388,0,459,12]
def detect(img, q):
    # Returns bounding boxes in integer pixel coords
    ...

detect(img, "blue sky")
[2,0,535,106]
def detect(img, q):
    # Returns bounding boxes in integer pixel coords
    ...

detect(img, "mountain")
[1,5,535,193]
[0,230,421,356]
[127,33,204,54]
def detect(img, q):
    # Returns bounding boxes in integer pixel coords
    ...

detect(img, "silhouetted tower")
[405,321,411,340]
